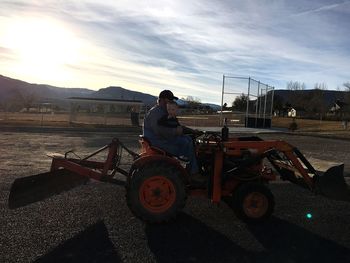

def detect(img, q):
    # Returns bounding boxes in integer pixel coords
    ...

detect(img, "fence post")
[220,75,225,126]
[255,81,260,128]
[263,87,267,128]
[270,88,275,124]
[245,77,251,127]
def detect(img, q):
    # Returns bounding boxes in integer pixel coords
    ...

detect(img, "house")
[287,107,296,117]
[329,100,350,119]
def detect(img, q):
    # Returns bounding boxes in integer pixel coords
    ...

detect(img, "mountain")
[90,86,157,106]
[273,89,347,107]
[202,103,221,111]
[0,75,158,110]
[0,75,93,109]
[0,74,220,110]
[0,74,93,101]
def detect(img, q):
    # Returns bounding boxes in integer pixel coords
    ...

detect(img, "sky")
[0,0,349,104]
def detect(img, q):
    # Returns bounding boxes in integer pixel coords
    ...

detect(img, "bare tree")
[272,94,284,116]
[183,96,201,104]
[182,96,201,108]
[309,88,327,120]
[22,93,39,112]
[344,82,350,91]
[285,81,307,112]
[344,82,350,106]
[314,82,328,90]
[286,81,306,90]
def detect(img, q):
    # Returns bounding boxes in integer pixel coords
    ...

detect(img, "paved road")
[0,131,350,263]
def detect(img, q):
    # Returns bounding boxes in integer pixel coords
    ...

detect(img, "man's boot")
[190,172,207,188]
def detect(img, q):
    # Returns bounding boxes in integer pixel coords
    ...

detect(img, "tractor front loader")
[9,132,350,224]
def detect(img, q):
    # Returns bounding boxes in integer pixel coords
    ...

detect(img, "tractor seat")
[139,135,189,162]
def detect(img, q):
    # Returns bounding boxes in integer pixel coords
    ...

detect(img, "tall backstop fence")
[220,75,274,128]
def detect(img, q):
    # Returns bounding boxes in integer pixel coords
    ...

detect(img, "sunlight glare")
[1,17,82,81]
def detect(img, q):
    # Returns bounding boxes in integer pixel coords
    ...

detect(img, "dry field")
[2,112,349,130]
[272,117,348,131]
[0,112,134,127]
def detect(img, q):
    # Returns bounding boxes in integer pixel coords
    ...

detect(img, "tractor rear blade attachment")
[9,169,89,209]
[313,163,350,202]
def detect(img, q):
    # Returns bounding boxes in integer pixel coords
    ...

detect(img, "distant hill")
[273,89,347,107]
[90,86,157,106]
[0,75,93,109]
[0,74,220,110]
[0,75,158,110]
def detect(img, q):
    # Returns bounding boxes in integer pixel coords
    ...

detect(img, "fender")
[129,154,189,181]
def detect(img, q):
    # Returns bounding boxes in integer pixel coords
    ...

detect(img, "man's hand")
[194,129,204,136]
[176,126,183,135]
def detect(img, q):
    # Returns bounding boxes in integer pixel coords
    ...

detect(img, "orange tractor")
[9,131,350,223]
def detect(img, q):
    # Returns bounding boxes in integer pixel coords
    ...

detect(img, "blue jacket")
[143,104,178,142]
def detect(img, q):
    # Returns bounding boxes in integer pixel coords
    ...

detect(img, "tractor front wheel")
[231,182,274,223]
[126,163,186,223]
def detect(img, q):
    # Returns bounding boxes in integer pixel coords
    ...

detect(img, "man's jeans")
[150,135,199,174]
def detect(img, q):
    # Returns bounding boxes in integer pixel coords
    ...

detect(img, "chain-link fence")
[220,76,274,128]
[69,98,143,127]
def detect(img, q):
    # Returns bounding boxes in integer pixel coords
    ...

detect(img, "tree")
[285,81,308,112]
[344,82,350,91]
[314,82,328,90]
[272,94,284,116]
[232,93,248,111]
[344,82,350,105]
[182,96,201,109]
[182,96,201,104]
[308,88,327,120]
[286,81,306,91]
[96,104,105,113]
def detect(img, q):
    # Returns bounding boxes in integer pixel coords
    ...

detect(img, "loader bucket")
[314,163,350,202]
[9,169,89,209]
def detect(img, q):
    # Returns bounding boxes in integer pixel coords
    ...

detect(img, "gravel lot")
[1,131,350,263]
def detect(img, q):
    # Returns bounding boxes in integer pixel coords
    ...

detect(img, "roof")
[68,97,143,105]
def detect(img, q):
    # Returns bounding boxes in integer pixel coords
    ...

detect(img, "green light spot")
[306,213,312,219]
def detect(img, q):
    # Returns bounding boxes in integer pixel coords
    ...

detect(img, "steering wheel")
[202,131,222,143]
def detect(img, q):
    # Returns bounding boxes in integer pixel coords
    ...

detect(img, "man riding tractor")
[142,90,205,186]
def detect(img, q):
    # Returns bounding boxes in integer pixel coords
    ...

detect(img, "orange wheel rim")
[243,192,268,218]
[139,176,176,213]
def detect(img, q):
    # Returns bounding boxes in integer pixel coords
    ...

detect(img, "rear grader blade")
[9,169,88,209]
[8,138,136,209]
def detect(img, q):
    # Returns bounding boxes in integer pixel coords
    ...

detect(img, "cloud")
[0,0,349,103]
[291,0,350,17]
[0,46,16,61]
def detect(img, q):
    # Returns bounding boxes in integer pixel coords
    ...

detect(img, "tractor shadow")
[35,221,121,263]
[145,213,350,263]
[246,216,350,263]
[145,213,254,263]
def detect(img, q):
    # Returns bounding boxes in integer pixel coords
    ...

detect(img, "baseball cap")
[159,90,178,100]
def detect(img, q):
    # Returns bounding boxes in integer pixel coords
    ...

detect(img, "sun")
[1,17,81,82]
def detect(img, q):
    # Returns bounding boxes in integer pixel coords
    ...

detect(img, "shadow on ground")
[8,169,89,209]
[35,221,121,263]
[145,213,350,263]
[145,213,253,263]
[247,216,350,263]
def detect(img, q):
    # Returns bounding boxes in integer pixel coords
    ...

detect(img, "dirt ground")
[0,130,350,262]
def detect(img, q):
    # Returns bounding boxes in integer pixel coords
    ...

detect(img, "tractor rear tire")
[126,163,187,223]
[231,182,274,223]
